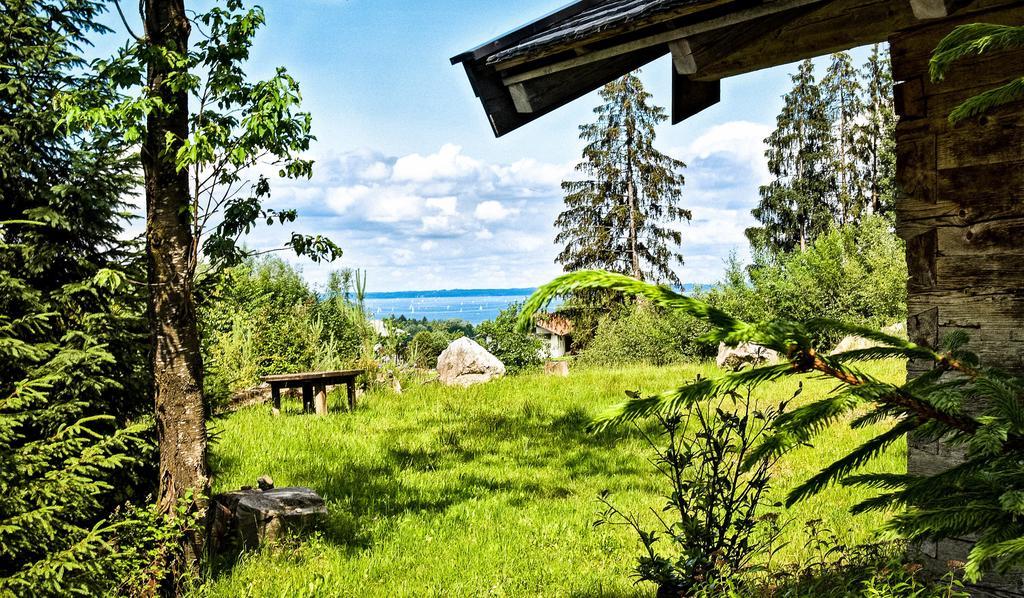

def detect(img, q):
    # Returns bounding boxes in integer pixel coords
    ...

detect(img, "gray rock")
[257,475,274,491]
[716,342,780,371]
[437,337,506,387]
[830,321,908,355]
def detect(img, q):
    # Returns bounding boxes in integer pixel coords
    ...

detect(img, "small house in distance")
[535,313,573,357]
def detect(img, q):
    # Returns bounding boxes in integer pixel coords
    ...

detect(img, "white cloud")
[237,133,768,291]
[391,143,482,182]
[426,196,458,215]
[474,200,517,222]
[685,120,772,186]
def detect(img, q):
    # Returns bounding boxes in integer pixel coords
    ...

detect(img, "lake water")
[362,283,698,325]
[363,289,538,325]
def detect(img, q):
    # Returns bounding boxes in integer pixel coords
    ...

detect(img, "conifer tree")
[823,52,864,224]
[747,59,834,254]
[555,72,690,284]
[855,44,897,215]
[0,1,150,593]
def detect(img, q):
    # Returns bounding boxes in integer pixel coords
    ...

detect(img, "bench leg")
[302,383,314,414]
[314,384,328,416]
[271,385,281,417]
[347,380,356,411]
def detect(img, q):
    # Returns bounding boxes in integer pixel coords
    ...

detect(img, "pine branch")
[785,418,920,505]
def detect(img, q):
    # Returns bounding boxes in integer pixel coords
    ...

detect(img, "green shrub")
[201,258,377,403]
[597,389,789,595]
[476,303,542,373]
[582,301,712,366]
[408,330,454,369]
[706,215,906,343]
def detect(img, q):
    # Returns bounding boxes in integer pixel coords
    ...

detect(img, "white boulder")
[716,342,780,371]
[437,337,506,387]
[830,322,907,355]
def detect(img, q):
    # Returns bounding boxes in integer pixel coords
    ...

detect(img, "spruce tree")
[855,44,897,216]
[747,59,834,254]
[555,72,690,284]
[823,52,864,225]
[0,1,150,593]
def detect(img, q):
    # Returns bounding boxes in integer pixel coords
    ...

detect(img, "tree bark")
[142,0,209,582]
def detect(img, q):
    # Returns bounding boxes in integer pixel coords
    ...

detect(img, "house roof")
[451,0,962,137]
[485,0,706,65]
[536,314,575,336]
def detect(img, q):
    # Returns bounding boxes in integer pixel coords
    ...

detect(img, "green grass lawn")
[203,360,906,597]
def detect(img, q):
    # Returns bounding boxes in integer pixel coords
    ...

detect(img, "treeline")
[556,47,904,366]
[749,46,896,253]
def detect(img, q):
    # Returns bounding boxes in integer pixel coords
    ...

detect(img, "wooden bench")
[261,369,364,416]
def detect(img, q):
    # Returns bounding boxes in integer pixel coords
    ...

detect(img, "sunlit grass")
[202,360,906,597]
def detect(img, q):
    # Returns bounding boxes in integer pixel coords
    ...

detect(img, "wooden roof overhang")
[451,0,995,137]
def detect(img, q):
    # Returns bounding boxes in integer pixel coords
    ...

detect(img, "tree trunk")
[627,177,641,280]
[142,0,209,583]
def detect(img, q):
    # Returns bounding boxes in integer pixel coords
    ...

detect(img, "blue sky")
[99,1,871,293]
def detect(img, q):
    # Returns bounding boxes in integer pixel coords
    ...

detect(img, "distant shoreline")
[364,283,699,300]
[363,288,537,300]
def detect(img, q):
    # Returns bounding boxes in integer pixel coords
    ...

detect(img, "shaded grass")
[202,361,906,597]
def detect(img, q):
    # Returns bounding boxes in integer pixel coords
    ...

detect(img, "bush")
[706,215,907,344]
[582,301,713,366]
[408,330,454,369]
[597,388,790,595]
[475,303,543,373]
[200,258,377,404]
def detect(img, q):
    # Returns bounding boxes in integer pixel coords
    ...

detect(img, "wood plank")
[498,45,667,118]
[314,384,328,416]
[699,0,1021,81]
[672,74,720,124]
[668,39,697,75]
[489,0,738,71]
[261,369,363,383]
[889,3,1024,81]
[936,109,1024,170]
[496,0,829,83]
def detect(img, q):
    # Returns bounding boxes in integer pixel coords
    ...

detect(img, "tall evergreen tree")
[823,52,864,225]
[855,44,897,216]
[747,59,834,254]
[0,1,150,593]
[555,72,690,284]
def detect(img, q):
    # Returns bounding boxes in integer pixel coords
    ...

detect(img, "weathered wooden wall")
[891,6,1024,594]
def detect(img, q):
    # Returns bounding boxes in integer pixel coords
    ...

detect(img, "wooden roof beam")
[672,71,720,123]
[497,0,830,86]
[668,39,698,74]
[909,0,958,19]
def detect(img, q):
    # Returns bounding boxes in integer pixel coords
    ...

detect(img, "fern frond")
[948,77,1024,124]
[849,491,909,514]
[828,345,935,363]
[843,472,915,491]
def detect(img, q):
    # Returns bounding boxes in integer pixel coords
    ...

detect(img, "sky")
[97,1,872,293]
